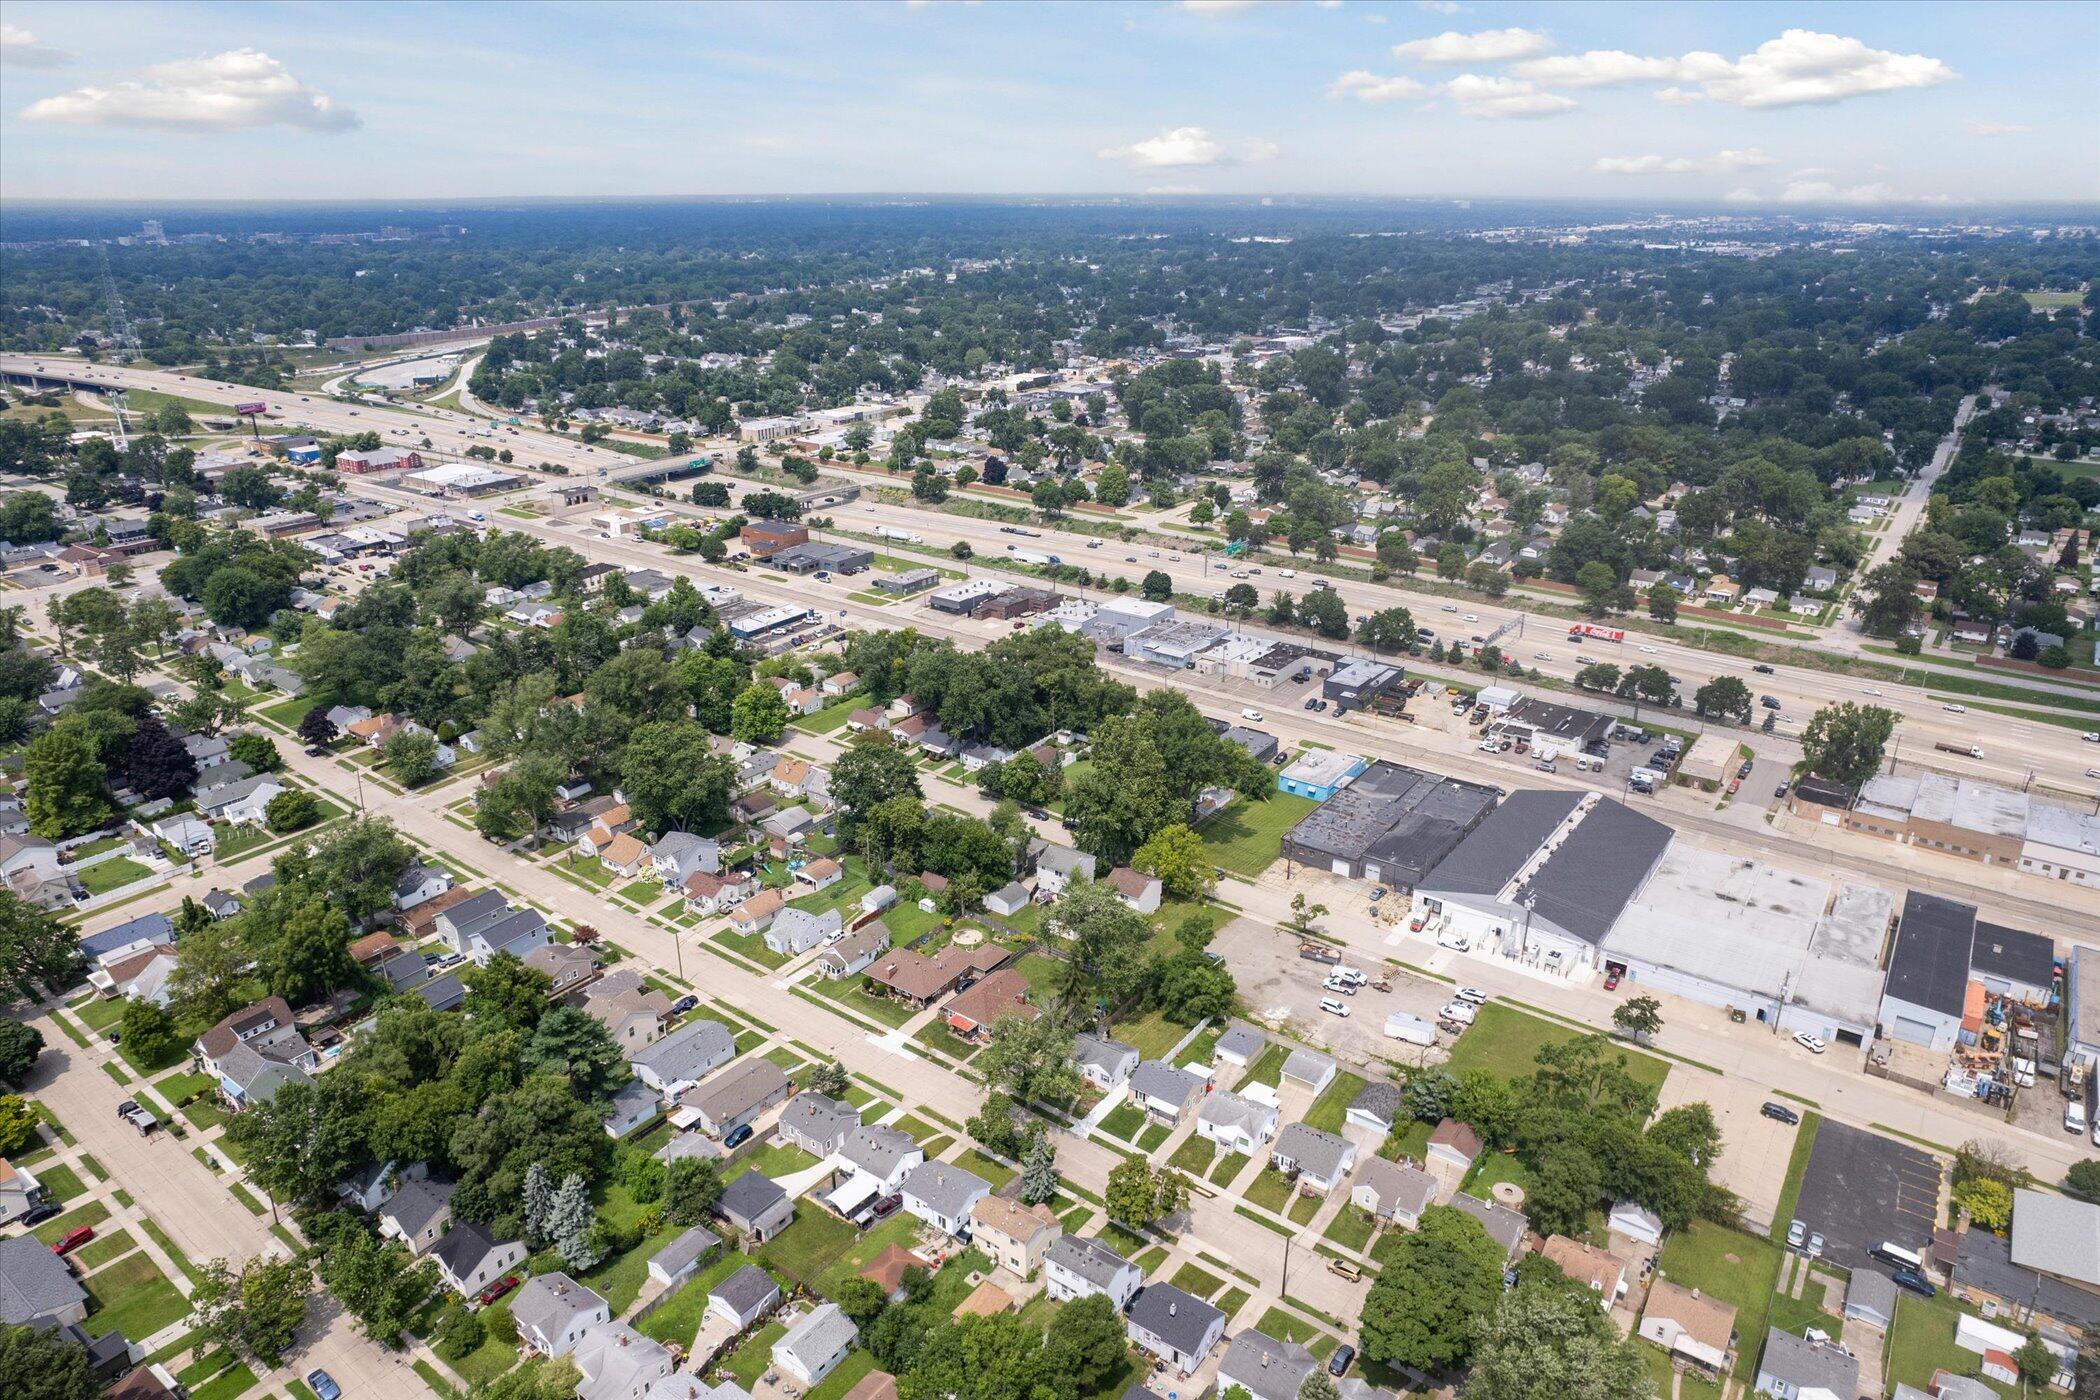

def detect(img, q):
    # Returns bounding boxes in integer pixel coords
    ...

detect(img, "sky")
[1,0,2093,207]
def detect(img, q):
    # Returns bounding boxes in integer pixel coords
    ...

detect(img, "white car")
[1322,975,1357,994]
[1454,986,1489,1005]
[1279,569,1296,578]
[1943,703,1967,714]
[1436,930,1471,952]
[1441,604,1459,613]
[1439,1000,1478,1025]
[1638,645,1658,654]
[1463,613,1479,622]
[2088,768,2100,779]
[1792,1031,1828,1055]
[1319,998,1351,1018]
[1533,652,1553,662]
[1332,966,1367,986]
[1241,708,1264,722]
[2084,732,2100,743]
[1863,687,1883,696]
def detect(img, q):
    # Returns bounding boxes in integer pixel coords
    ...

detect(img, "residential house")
[817,922,890,979]
[433,1223,525,1302]
[151,814,216,857]
[863,943,1010,1008]
[1450,1192,1530,1264]
[682,869,757,916]
[0,1234,89,1327]
[1126,1285,1225,1377]
[1843,1270,1896,1335]
[1071,1033,1139,1092]
[821,672,859,698]
[1424,1119,1482,1201]
[597,832,650,879]
[793,858,843,894]
[1351,1157,1436,1230]
[1640,1279,1736,1378]
[944,968,1037,1041]
[196,774,286,826]
[764,906,842,958]
[833,1126,923,1197]
[1609,1201,1664,1247]
[1541,1235,1627,1308]
[647,1226,721,1292]
[726,888,786,937]
[0,1160,46,1225]
[900,1161,991,1239]
[777,1094,860,1159]
[435,890,550,966]
[348,931,403,970]
[1753,1327,1858,1400]
[631,1019,737,1102]
[984,882,1031,917]
[770,756,816,798]
[1034,845,1097,899]
[714,1170,795,1244]
[335,1160,426,1216]
[1216,1330,1317,1400]
[524,943,603,998]
[194,997,317,1110]
[571,1322,674,1400]
[1104,867,1162,914]
[1197,1090,1279,1156]
[707,1264,781,1332]
[681,1058,791,1138]
[1279,1048,1336,1096]
[1129,1061,1206,1123]
[650,833,720,888]
[1043,1235,1142,1309]
[969,1196,1059,1279]
[1272,1122,1356,1196]
[580,971,674,1051]
[772,1304,858,1391]
[378,1178,457,1255]
[394,862,452,912]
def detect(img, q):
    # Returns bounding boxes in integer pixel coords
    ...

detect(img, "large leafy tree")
[449,1072,612,1232]
[124,712,199,801]
[313,1220,435,1348]
[250,894,358,1005]
[524,1007,627,1106]
[0,1322,99,1400]
[1360,1205,1505,1373]
[22,722,113,837]
[0,894,83,1003]
[1460,1280,1655,1400]
[1053,881,1152,1011]
[729,682,790,744]
[294,817,417,925]
[1799,702,1899,787]
[977,1015,1080,1106]
[169,917,252,1027]
[224,1076,371,1207]
[831,742,922,816]
[189,1255,313,1366]
[1132,823,1214,901]
[1690,676,1751,724]
[618,721,736,832]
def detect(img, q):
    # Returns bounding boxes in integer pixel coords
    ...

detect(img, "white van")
[1279,569,1297,578]
[1436,929,1471,952]
[2069,1101,2090,1135]
[1439,1000,1478,1025]
[1332,966,1367,987]
[1241,708,1264,722]
[1319,997,1351,1018]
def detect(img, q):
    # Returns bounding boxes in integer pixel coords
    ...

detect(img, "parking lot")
[1653,1071,1799,1232]
[1791,1118,1942,1274]
[1213,914,1458,1069]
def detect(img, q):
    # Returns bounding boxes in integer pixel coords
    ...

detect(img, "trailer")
[1384,1012,1436,1046]
[875,525,923,544]
[1935,741,1984,758]
[1567,622,1626,644]
[1298,941,1342,965]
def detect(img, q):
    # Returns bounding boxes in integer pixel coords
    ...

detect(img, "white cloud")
[1444,74,1575,119]
[1511,30,1951,108]
[1328,69,1429,102]
[1729,178,1951,206]
[1969,120,2029,136]
[1097,125,1277,169]
[1,22,72,67]
[1392,27,1549,64]
[1594,148,1774,175]
[1415,1,1464,13]
[23,48,358,132]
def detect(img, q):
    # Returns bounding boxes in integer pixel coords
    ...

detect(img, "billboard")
[1567,622,1625,643]
[233,401,268,416]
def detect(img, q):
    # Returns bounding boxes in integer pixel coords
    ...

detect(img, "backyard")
[1195,792,1319,877]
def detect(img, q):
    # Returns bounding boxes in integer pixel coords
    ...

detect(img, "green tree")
[1141,569,1173,601]
[524,1007,627,1105]
[22,722,113,837]
[1360,1205,1505,1373]
[1054,881,1153,1010]
[266,789,322,832]
[807,1060,849,1098]
[190,1254,313,1365]
[664,1157,724,1225]
[382,729,441,786]
[460,953,554,1033]
[119,996,182,1065]
[1953,1176,2013,1233]
[0,1322,99,1400]
[1297,587,1349,639]
[316,1224,436,1347]
[977,1016,1081,1106]
[1045,1294,1130,1395]
[1612,995,1663,1045]
[0,1096,39,1157]
[619,721,736,833]
[253,895,358,1005]
[228,732,282,772]
[831,742,923,815]
[1,895,83,1003]
[0,1020,45,1088]
[2065,1159,2100,1204]
[1647,584,1680,624]
[730,682,790,743]
[1691,676,1752,724]
[1575,561,1620,616]
[1020,1133,1059,1205]
[1460,1279,1656,1400]
[2012,1335,2057,1386]
[1356,607,1418,654]
[1798,702,1899,787]
[1288,891,1327,937]
[169,917,252,1027]
[1106,1157,1165,1229]
[1299,1375,1341,1400]
[1131,823,1215,901]
[223,1077,369,1208]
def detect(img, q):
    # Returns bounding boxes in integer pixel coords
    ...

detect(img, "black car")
[1760,1101,1801,1125]
[1737,759,1754,779]
[1752,663,1776,674]
[304,745,326,757]
[1891,1267,1936,1297]
[1760,694,1782,709]
[1328,1344,1356,1376]
[20,1200,62,1227]
[668,994,698,1015]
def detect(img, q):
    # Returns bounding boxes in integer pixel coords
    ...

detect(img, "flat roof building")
[1278,749,1368,803]
[1280,761,1500,887]
[1324,659,1405,714]
[1880,891,1976,1051]
[1499,696,1613,750]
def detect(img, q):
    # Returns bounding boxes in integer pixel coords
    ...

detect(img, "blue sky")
[1,1,2092,205]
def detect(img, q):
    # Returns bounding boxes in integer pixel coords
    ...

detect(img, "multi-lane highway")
[13,354,2100,801]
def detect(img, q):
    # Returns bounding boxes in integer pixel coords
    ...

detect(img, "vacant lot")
[1443,1001,1669,1093]
[1196,792,1319,877]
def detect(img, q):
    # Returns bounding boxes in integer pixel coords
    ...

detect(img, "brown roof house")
[1424,1118,1482,1202]
[1639,1279,1736,1376]
[864,943,1010,1008]
[944,967,1038,1041]
[1541,1235,1627,1310]
[968,1195,1059,1279]
[194,997,317,1111]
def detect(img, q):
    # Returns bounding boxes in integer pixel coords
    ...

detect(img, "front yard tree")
[1106,1158,1164,1229]
[315,1224,434,1347]
[1357,607,1418,655]
[125,712,198,802]
[1648,584,1680,623]
[1461,1279,1652,1400]
[978,1015,1081,1106]
[382,729,440,786]
[1132,823,1214,901]
[831,742,922,816]
[190,1255,313,1366]
[1054,881,1153,1010]
[0,1019,45,1087]
[118,997,181,1066]
[1141,569,1173,601]
[807,1061,849,1098]
[0,1320,99,1400]
[729,682,790,744]
[1612,995,1664,1045]
[619,721,735,833]
[228,732,281,772]
[23,722,113,837]
[169,917,252,1026]
[1020,1134,1059,1204]
[1359,1205,1504,1373]
[1799,702,1899,787]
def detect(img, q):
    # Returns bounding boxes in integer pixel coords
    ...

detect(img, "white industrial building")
[1081,598,1174,643]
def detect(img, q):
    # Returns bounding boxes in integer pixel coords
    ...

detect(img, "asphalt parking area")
[1791,1118,1940,1274]
[1213,915,1452,1066]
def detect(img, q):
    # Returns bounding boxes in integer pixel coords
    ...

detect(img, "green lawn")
[33,1199,111,1244]
[807,1351,881,1400]
[802,971,919,1028]
[1195,792,1319,877]
[791,699,861,735]
[84,1253,190,1341]
[1302,1070,1369,1135]
[1209,1151,1249,1186]
[715,928,789,970]
[1098,1102,1148,1143]
[737,1140,820,1180]
[1443,1001,1669,1092]
[1112,1008,1191,1062]
[1887,1291,2020,1399]
[189,1362,259,1400]
[1168,1135,1216,1176]
[1242,1041,1291,1088]
[1255,1305,1329,1349]
[1768,1112,1820,1245]
[758,1206,862,1294]
[77,856,153,895]
[1654,1220,1784,1381]
[74,1229,138,1270]
[1243,1169,1294,1214]
[723,1321,788,1390]
[639,1250,769,1346]
[950,1148,1017,1190]
[35,1161,87,1202]
[74,996,125,1032]
[1170,1262,1225,1299]
[1323,1208,1374,1252]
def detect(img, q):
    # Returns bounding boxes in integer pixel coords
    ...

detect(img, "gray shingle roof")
[0,1234,89,1324]
[778,1093,859,1150]
[1127,1283,1223,1356]
[510,1272,605,1344]
[839,1125,918,1179]
[1520,797,1671,946]
[710,1263,781,1317]
[1274,1121,1353,1180]
[717,1170,789,1226]
[902,1160,990,1219]
[1219,1330,1317,1400]
[1130,1060,1203,1109]
[777,1302,858,1372]
[1046,1233,1132,1288]
[382,1177,455,1236]
[434,1221,511,1279]
[1757,1328,1859,1396]
[650,1224,721,1278]
[1280,1048,1335,1086]
[1424,790,1583,895]
[1214,1023,1265,1063]
[630,1019,735,1082]
[2011,1187,2100,1287]
[1348,1081,1403,1128]
[1072,1032,1138,1075]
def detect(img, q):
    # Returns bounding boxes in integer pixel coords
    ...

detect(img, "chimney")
[1169,1302,1177,1316]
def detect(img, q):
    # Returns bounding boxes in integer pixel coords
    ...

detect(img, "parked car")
[20,1200,62,1227]
[53,1226,95,1256]
[668,994,698,1015]
[1328,1344,1357,1376]
[306,1370,342,1400]
[1792,1031,1828,1055]
[1761,1101,1802,1125]
[1786,1219,1806,1250]
[1321,975,1357,995]
[1602,968,1621,991]
[1890,1267,1936,1297]
[723,1123,755,1149]
[1436,930,1471,952]
[1454,986,1488,1005]
[304,745,326,757]
[1327,1258,1361,1282]
[1805,1231,1825,1259]
[870,1194,902,1220]
[1319,997,1351,1018]
[477,1274,522,1306]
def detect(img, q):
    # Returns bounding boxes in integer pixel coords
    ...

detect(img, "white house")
[1043,1234,1142,1309]
[899,1161,991,1239]
[764,906,842,958]
[1196,1090,1279,1156]
[771,1304,858,1391]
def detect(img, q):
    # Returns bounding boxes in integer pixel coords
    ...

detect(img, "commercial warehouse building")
[1324,659,1406,714]
[1277,749,1368,803]
[1127,620,1228,669]
[1879,892,1981,1051]
[1412,791,1671,978]
[765,542,873,575]
[1497,696,1613,751]
[1280,761,1500,887]
[1598,847,1892,1044]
